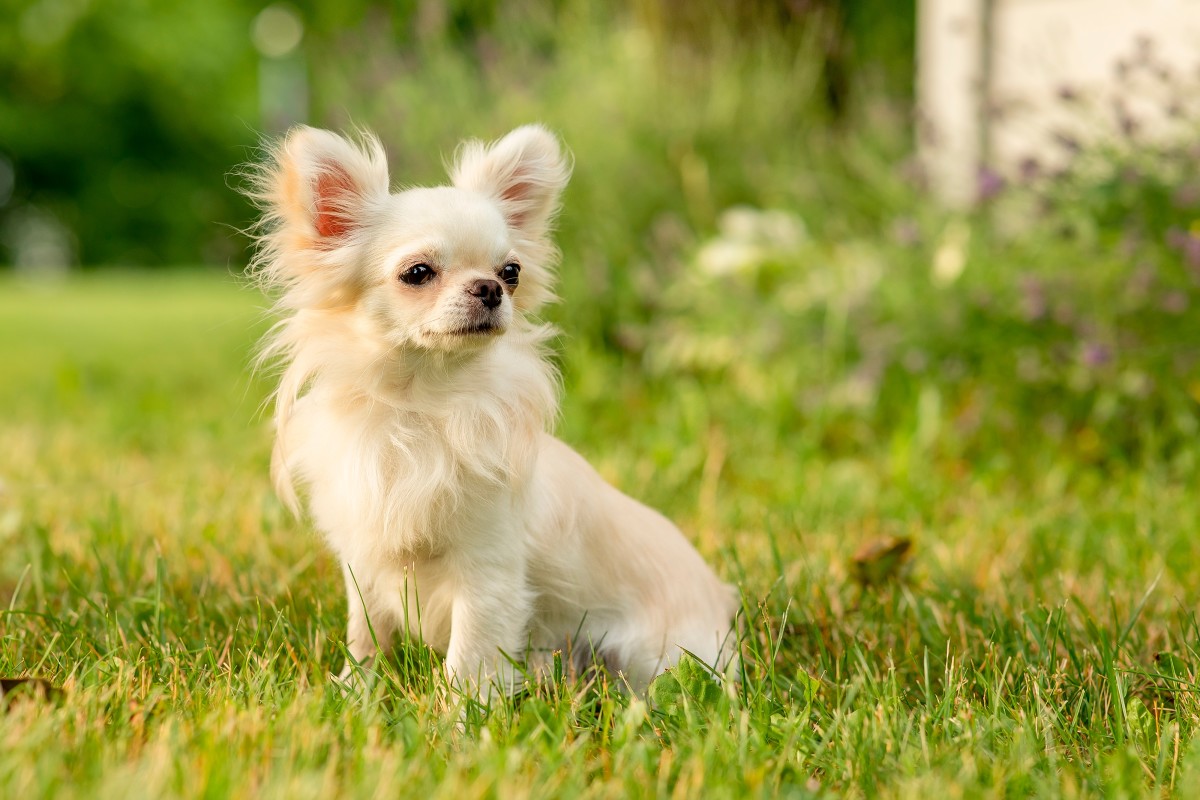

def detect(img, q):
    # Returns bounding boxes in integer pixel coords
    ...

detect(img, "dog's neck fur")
[267,308,558,553]
[270,307,557,411]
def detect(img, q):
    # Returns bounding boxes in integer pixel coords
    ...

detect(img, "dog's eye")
[499,263,520,287]
[399,264,435,285]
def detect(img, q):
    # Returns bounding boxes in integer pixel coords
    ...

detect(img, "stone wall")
[918,0,1200,204]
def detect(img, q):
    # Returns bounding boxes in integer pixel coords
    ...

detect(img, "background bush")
[0,0,910,267]
[6,0,1200,501]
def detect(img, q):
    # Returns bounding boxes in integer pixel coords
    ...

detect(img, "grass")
[1,256,1199,798]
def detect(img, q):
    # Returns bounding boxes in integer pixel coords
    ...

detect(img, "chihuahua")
[246,124,738,698]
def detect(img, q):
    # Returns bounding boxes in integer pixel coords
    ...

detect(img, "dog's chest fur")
[280,336,556,564]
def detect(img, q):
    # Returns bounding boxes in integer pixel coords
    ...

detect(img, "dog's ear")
[246,127,389,305]
[266,126,389,248]
[451,125,571,241]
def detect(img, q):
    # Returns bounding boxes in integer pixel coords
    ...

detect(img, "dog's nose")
[469,279,504,309]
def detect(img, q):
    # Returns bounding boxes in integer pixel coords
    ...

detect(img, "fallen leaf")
[0,677,60,707]
[851,536,913,586]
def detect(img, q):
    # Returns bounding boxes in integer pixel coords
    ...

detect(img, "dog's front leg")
[442,554,532,703]
[337,562,398,684]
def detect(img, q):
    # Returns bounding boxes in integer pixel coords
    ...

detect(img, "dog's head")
[249,124,570,351]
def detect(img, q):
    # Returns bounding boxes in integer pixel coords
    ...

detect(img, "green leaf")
[648,669,685,717]
[648,653,724,720]
[1125,696,1155,756]
[794,669,821,705]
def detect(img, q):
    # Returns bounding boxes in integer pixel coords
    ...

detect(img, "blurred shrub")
[625,115,1200,494]
[4,0,1197,477]
[0,0,260,266]
[0,0,909,273]
[307,0,915,343]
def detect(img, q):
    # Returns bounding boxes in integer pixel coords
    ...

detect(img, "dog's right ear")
[245,126,389,304]
[264,126,389,249]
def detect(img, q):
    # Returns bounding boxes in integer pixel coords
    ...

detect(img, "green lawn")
[1,266,1199,798]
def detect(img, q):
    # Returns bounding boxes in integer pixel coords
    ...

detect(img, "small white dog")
[247,124,738,697]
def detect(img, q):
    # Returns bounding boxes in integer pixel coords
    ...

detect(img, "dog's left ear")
[451,125,571,241]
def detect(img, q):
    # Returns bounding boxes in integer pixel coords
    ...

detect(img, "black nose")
[469,279,504,309]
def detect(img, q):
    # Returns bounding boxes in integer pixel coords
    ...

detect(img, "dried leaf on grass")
[850,536,913,587]
[0,678,60,707]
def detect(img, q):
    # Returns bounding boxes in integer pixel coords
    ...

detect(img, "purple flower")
[1019,276,1048,322]
[976,166,1006,202]
[1118,112,1139,139]
[1056,84,1080,103]
[1053,302,1076,326]
[1018,156,1041,183]
[897,157,929,190]
[1052,130,1083,154]
[1127,263,1156,296]
[1161,291,1189,314]
[1112,100,1139,138]
[1173,184,1200,209]
[1173,232,1200,271]
[1081,342,1112,368]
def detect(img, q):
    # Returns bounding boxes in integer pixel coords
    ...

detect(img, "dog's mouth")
[426,304,509,342]
[452,320,503,336]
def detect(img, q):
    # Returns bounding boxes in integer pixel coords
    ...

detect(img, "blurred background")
[3,0,1200,545]
[0,0,910,269]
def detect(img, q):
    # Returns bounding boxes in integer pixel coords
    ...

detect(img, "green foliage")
[0,0,261,265]
[0,0,905,282]
[647,652,724,724]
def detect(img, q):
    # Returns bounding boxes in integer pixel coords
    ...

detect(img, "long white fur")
[245,124,738,696]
